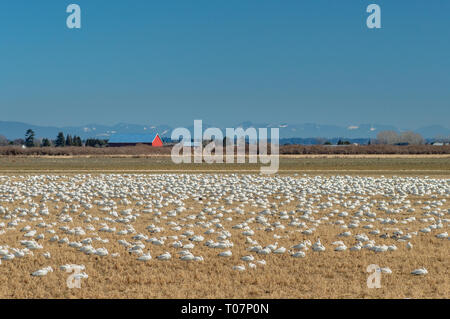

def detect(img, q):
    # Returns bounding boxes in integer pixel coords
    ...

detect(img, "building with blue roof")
[107,133,163,147]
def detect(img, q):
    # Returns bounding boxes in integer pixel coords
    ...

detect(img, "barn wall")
[152,135,164,147]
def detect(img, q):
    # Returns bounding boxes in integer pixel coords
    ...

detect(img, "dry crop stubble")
[0,174,448,298]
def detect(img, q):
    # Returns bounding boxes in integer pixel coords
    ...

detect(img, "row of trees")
[0,129,441,148]
[375,131,425,145]
[54,132,83,147]
[0,130,108,148]
[317,131,427,146]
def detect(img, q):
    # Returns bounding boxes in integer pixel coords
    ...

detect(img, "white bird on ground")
[407,242,413,249]
[180,253,195,261]
[273,247,286,254]
[380,267,392,274]
[388,245,397,251]
[291,251,306,258]
[2,254,14,261]
[334,245,347,252]
[94,248,108,256]
[241,255,254,261]
[411,268,428,275]
[232,265,246,271]
[312,239,325,252]
[24,230,37,238]
[137,251,152,261]
[60,264,85,272]
[257,247,271,255]
[292,243,307,250]
[219,250,232,257]
[157,252,171,260]
[73,272,89,280]
[32,266,53,277]
[436,232,448,239]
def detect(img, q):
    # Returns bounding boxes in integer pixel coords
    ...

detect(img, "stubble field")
[0,156,448,298]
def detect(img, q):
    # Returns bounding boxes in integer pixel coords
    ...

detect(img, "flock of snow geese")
[0,173,448,282]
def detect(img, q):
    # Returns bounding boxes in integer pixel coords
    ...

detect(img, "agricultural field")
[0,155,449,175]
[0,157,448,299]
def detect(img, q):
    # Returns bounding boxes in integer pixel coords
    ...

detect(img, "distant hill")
[0,121,448,141]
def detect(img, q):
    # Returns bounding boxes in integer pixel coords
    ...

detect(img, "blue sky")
[0,1,449,129]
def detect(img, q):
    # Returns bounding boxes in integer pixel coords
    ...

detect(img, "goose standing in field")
[232,265,246,271]
[291,242,308,250]
[2,253,15,261]
[60,264,85,272]
[31,266,53,277]
[180,253,195,261]
[387,244,397,251]
[137,250,152,261]
[312,238,325,252]
[219,250,232,257]
[380,267,392,274]
[24,230,37,238]
[94,248,108,256]
[411,267,428,275]
[273,247,286,254]
[334,244,347,252]
[241,255,254,261]
[157,252,171,260]
[73,272,89,280]
[257,247,271,255]
[436,232,448,239]
[350,243,362,251]
[406,242,413,250]
[291,251,306,258]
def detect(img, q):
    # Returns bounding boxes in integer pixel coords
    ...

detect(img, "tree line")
[0,129,446,148]
[0,130,108,147]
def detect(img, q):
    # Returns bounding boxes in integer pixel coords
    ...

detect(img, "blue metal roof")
[108,133,158,143]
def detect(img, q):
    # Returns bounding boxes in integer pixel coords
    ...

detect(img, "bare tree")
[400,131,424,145]
[0,135,8,146]
[376,131,399,145]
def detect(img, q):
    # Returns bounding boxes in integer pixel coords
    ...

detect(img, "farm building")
[108,134,163,147]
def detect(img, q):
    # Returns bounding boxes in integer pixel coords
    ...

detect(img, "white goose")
[273,247,286,254]
[219,250,232,257]
[312,239,325,252]
[157,252,172,260]
[411,267,428,275]
[232,265,246,271]
[291,251,306,258]
[137,251,152,261]
[32,266,53,277]
[241,255,254,261]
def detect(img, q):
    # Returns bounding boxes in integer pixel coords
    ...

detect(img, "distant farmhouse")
[108,134,163,147]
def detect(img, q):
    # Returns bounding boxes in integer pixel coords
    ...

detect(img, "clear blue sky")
[1,0,449,129]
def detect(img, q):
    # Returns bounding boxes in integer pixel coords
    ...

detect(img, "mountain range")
[0,121,448,141]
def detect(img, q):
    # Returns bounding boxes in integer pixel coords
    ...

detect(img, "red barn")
[108,133,163,147]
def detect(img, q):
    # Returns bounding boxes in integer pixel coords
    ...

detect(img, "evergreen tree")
[41,138,51,147]
[75,136,82,146]
[25,129,35,147]
[55,132,65,147]
[66,134,73,146]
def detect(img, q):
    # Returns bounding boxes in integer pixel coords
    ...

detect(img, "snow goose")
[411,268,428,275]
[32,266,53,277]
[157,252,171,260]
